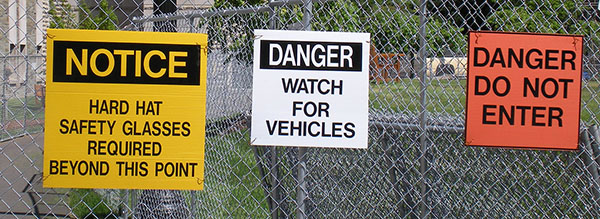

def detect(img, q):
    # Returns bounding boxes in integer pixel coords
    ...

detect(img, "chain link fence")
[2,0,600,218]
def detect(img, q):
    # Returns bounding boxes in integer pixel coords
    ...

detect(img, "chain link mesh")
[1,0,600,218]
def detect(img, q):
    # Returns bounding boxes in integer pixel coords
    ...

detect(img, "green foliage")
[366,9,417,53]
[427,19,466,56]
[578,20,600,55]
[207,0,267,64]
[208,0,465,60]
[313,1,361,32]
[276,5,304,28]
[95,0,119,30]
[487,0,584,33]
[79,0,119,30]
[486,0,600,55]
[362,1,465,56]
[49,0,76,29]
[205,13,266,64]
[69,189,116,218]
[79,2,96,29]
[49,0,118,30]
[214,0,266,8]
[427,0,500,34]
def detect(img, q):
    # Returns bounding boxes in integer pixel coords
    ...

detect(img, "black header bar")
[52,41,201,85]
[259,40,362,71]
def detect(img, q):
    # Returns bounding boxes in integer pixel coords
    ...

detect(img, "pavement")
[0,132,70,218]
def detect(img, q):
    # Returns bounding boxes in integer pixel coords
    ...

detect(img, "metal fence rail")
[1,0,600,218]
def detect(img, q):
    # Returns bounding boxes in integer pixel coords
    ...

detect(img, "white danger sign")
[251,29,370,149]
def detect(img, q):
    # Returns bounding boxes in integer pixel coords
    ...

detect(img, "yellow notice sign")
[43,29,207,190]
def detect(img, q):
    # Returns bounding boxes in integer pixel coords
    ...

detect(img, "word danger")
[260,40,362,71]
[473,47,577,70]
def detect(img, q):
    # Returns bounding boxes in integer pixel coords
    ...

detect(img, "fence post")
[296,147,307,219]
[269,0,277,29]
[189,16,196,216]
[296,1,312,219]
[264,2,282,218]
[270,147,281,218]
[383,131,406,217]
[191,190,197,218]
[2,58,6,126]
[189,18,195,32]
[582,127,600,216]
[131,190,137,218]
[23,56,28,134]
[417,0,429,218]
[590,125,600,168]
[592,125,600,217]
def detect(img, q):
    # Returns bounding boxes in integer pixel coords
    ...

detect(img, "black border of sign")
[465,30,584,151]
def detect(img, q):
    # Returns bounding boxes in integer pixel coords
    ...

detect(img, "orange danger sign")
[465,31,583,150]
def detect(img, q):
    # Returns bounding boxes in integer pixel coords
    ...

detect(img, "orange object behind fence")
[34,84,45,106]
[370,53,407,82]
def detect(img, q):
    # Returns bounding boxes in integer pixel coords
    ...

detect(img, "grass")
[68,189,117,218]
[0,96,45,139]
[370,78,465,116]
[369,78,600,123]
[2,95,44,119]
[197,129,270,218]
[581,80,600,124]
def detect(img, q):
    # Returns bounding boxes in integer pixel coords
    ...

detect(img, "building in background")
[7,0,28,54]
[142,0,213,32]
[2,0,213,55]
[143,0,213,17]
[82,0,214,30]
[3,0,56,55]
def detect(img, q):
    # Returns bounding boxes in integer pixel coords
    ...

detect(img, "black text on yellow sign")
[43,29,207,190]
